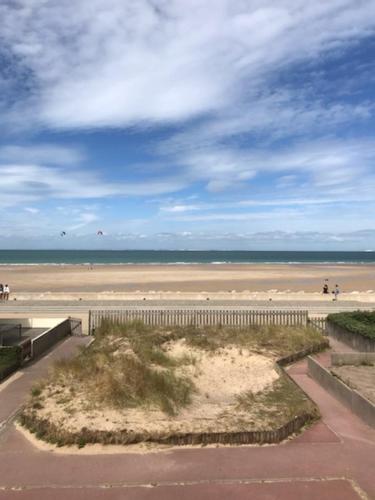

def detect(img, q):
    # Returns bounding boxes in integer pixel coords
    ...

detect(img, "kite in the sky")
[97,230,103,236]
[60,231,66,237]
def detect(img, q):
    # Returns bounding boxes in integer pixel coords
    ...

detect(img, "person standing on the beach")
[0,284,3,301]
[323,281,329,294]
[3,284,10,301]
[333,284,340,301]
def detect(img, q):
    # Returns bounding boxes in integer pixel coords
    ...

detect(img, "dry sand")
[1,263,375,295]
[30,342,279,436]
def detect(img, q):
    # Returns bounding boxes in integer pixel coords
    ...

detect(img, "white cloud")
[1,1,375,246]
[24,207,39,214]
[161,93,374,158]
[160,204,201,213]
[159,194,375,216]
[166,208,302,222]
[1,0,375,130]
[67,212,99,230]
[1,1,374,203]
[167,138,375,195]
[0,143,189,208]
[0,161,187,208]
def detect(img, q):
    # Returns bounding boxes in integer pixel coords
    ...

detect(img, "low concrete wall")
[308,356,375,428]
[0,317,66,329]
[331,352,375,366]
[326,321,375,352]
[31,319,72,359]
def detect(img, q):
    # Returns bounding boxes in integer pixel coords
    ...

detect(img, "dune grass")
[171,323,324,357]
[50,320,195,416]
[236,371,319,426]
[20,320,324,447]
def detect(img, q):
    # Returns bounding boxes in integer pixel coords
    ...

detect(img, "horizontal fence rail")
[89,309,309,333]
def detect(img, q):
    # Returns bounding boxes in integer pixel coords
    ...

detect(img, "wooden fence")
[308,317,327,334]
[89,309,309,334]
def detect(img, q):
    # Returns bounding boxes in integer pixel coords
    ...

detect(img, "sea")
[0,250,374,265]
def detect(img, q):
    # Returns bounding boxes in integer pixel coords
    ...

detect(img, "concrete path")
[0,339,374,499]
[1,298,374,311]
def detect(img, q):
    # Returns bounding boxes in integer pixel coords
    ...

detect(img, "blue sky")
[1,0,375,250]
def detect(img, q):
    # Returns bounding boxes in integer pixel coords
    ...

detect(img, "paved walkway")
[1,298,374,314]
[0,336,91,432]
[0,337,374,499]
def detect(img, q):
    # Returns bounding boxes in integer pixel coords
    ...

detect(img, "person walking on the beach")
[3,284,10,301]
[323,280,329,294]
[333,284,340,301]
[0,284,3,301]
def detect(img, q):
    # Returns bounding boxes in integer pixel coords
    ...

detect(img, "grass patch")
[236,372,319,426]
[49,320,195,416]
[0,346,22,381]
[172,323,324,357]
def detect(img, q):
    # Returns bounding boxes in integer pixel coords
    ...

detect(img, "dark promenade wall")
[308,356,375,428]
[326,321,375,352]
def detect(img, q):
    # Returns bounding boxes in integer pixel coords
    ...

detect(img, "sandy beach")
[0,263,374,296]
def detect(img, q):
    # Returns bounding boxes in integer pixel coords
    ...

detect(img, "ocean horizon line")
[0,249,374,253]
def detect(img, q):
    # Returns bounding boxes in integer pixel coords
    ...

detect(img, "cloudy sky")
[1,0,375,250]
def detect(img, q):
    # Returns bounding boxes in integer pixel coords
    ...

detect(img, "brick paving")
[0,336,374,499]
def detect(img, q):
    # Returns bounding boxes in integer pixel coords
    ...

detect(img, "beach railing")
[89,309,309,334]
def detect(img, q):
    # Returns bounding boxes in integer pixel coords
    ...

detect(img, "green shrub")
[0,346,22,380]
[327,311,375,340]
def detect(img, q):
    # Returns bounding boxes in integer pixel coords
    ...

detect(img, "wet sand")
[0,263,374,294]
